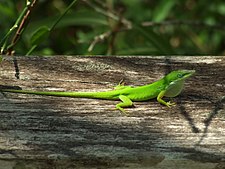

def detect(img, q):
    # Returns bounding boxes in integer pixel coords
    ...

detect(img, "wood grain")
[0,56,224,168]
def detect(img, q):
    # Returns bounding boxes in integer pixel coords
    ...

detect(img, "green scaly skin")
[1,70,195,113]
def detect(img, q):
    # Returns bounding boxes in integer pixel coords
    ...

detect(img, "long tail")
[1,89,119,100]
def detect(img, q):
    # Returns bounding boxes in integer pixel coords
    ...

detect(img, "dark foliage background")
[1,0,225,56]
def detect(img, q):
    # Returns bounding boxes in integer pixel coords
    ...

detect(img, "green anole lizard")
[1,70,195,113]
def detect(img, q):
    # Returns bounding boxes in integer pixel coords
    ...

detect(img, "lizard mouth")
[183,70,195,78]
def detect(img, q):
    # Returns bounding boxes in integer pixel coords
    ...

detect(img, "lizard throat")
[164,80,185,97]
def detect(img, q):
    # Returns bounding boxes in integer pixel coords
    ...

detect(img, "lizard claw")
[166,101,176,107]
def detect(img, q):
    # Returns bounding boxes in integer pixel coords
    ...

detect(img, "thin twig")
[142,20,225,31]
[50,0,78,31]
[88,31,111,52]
[107,10,124,55]
[82,0,132,29]
[85,0,130,53]
[6,0,37,55]
[26,0,78,55]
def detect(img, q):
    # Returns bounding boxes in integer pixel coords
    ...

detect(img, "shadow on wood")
[0,56,224,168]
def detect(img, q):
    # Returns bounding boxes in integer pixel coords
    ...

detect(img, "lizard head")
[165,70,195,83]
[163,70,195,97]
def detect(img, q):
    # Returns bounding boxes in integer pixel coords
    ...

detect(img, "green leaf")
[26,10,108,37]
[30,26,49,46]
[134,25,175,54]
[153,0,177,22]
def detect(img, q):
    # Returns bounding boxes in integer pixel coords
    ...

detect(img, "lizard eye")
[177,74,183,78]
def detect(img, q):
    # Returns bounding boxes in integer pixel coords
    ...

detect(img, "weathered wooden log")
[0,56,224,168]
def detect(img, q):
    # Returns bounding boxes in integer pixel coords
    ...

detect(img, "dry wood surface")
[0,55,224,169]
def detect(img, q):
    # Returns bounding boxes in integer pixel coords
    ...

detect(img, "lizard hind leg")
[116,95,133,114]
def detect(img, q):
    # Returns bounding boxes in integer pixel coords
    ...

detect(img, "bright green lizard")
[1,70,195,113]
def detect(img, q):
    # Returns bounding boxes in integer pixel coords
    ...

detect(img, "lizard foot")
[166,101,176,108]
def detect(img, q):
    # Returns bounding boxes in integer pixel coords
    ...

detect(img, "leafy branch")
[0,0,37,55]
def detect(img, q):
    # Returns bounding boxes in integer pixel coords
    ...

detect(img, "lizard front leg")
[157,90,176,107]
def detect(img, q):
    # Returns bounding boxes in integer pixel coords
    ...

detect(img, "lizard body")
[1,70,195,113]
